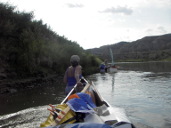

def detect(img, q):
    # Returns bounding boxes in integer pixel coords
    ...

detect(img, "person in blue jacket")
[99,63,106,73]
[63,55,82,95]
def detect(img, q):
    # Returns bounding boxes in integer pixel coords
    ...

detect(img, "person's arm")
[75,65,81,83]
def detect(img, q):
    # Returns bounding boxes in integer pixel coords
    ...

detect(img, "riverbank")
[0,74,63,95]
[116,58,171,62]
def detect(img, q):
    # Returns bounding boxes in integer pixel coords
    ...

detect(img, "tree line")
[0,3,101,79]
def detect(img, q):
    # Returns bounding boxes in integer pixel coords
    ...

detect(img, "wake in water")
[0,106,50,128]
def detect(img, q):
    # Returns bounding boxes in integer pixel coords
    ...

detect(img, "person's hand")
[77,82,82,86]
[76,82,84,92]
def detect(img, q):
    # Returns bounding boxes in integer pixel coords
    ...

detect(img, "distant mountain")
[87,34,171,61]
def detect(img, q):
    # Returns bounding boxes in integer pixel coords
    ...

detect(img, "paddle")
[82,78,111,117]
[82,78,103,100]
[82,78,107,107]
[61,78,82,104]
[50,82,91,126]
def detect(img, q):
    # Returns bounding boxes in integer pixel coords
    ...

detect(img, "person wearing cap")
[63,55,82,95]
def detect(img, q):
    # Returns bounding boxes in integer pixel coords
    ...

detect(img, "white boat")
[40,78,135,128]
[109,65,118,73]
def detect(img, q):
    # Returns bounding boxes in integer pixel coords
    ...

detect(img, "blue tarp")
[77,92,96,108]
[45,122,135,128]
[66,93,96,113]
[45,123,111,128]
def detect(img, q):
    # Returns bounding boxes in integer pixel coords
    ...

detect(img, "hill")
[87,34,171,62]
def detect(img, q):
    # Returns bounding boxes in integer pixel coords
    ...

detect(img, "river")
[0,61,171,128]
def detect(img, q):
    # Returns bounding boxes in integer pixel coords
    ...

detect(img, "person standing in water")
[63,55,82,95]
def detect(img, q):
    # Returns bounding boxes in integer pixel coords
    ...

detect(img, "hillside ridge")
[87,33,171,61]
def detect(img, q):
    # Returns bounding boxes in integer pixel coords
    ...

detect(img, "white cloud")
[66,3,84,8]
[99,6,133,15]
[146,26,168,36]
[157,26,167,34]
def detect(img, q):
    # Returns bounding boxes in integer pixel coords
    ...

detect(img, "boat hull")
[109,67,117,73]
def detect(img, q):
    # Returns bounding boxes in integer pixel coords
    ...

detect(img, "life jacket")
[100,64,105,69]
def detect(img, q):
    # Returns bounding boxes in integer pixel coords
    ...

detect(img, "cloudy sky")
[1,0,171,49]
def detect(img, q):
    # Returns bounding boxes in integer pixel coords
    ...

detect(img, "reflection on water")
[88,62,171,128]
[88,70,171,128]
[0,62,171,128]
[118,61,171,73]
[111,74,115,91]
[0,83,66,115]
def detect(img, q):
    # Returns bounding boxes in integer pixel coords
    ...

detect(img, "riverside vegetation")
[0,3,101,94]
